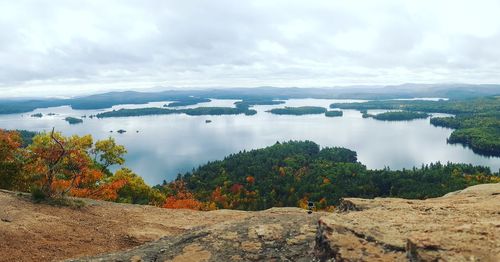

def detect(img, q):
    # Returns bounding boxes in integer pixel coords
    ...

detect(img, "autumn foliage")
[245,175,255,184]
[0,128,188,208]
[0,128,134,202]
[24,129,128,200]
[3,130,500,212]
[0,130,26,191]
[162,180,202,210]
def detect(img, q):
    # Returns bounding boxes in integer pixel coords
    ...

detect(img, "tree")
[92,137,127,171]
[0,130,27,191]
[112,168,165,206]
[25,129,126,200]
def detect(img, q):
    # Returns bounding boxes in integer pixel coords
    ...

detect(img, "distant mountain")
[0,84,499,114]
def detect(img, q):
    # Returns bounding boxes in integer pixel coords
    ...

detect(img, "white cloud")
[0,0,499,97]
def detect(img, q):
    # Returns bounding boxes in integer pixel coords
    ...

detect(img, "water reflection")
[0,99,498,184]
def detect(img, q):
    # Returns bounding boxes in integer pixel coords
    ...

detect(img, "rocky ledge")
[67,208,323,261]
[316,183,500,261]
[65,183,499,261]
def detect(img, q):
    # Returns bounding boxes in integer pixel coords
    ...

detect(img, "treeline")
[331,97,500,156]
[158,141,499,211]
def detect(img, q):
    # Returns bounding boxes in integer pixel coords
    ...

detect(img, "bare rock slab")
[315,183,500,261]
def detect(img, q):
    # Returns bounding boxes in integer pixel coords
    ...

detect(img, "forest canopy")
[158,141,500,211]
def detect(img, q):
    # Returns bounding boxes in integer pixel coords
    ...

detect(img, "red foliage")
[230,183,244,194]
[0,130,21,156]
[245,175,255,184]
[162,180,202,210]
[211,187,226,203]
[163,196,202,210]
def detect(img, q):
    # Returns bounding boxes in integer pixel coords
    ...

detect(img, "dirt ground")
[0,190,251,262]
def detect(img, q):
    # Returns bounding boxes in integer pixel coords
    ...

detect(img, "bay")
[0,98,498,184]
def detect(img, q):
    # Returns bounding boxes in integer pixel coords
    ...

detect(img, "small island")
[30,113,43,118]
[267,106,327,115]
[325,110,343,117]
[64,117,83,124]
[365,111,429,121]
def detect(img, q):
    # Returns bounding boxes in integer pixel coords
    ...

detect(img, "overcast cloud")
[1,0,500,97]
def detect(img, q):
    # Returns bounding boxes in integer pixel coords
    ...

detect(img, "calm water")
[1,99,498,184]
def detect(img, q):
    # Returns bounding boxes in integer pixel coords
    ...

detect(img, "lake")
[1,98,498,184]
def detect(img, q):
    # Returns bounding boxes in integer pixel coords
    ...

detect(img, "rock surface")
[2,184,499,261]
[67,208,322,262]
[0,190,250,262]
[315,183,500,261]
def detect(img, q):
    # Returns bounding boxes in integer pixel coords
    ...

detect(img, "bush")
[31,186,47,202]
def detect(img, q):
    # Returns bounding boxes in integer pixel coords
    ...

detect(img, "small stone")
[165,244,211,262]
[248,224,283,241]
[129,255,142,262]
[229,255,243,261]
[220,231,238,240]
[241,241,262,253]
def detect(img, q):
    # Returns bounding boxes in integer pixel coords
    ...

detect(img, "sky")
[1,0,500,97]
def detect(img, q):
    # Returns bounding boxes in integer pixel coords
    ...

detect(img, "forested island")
[325,110,343,117]
[164,97,211,107]
[96,106,257,118]
[267,106,327,115]
[30,113,42,118]
[64,117,83,124]
[234,99,285,110]
[158,141,499,211]
[363,111,429,121]
[331,96,500,156]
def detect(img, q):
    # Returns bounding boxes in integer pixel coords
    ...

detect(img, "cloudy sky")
[1,0,499,97]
